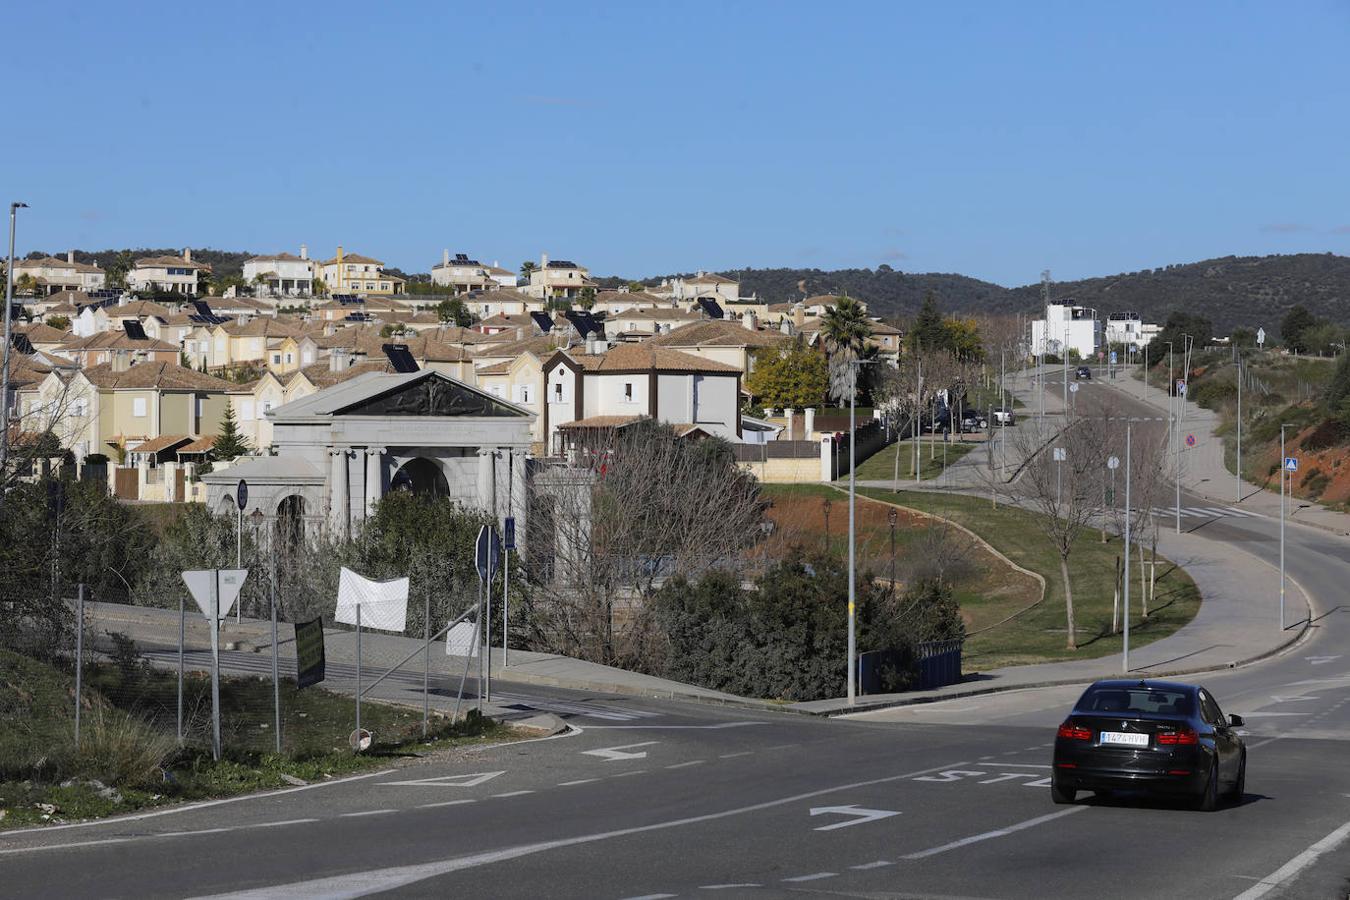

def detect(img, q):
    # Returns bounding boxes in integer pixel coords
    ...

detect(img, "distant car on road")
[1075,365,1093,380]
[992,407,1016,426]
[1052,679,1245,811]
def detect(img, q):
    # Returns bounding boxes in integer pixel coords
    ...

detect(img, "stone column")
[784,408,796,440]
[804,407,816,438]
[476,448,494,515]
[364,447,385,519]
[329,448,349,537]
[510,449,530,555]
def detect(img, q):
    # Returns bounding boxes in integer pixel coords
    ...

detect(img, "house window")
[520,385,532,404]
[272,354,281,365]
[623,382,633,402]
[553,381,564,402]
[285,353,293,364]
[132,397,147,417]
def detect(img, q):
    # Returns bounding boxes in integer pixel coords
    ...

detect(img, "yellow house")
[473,349,548,449]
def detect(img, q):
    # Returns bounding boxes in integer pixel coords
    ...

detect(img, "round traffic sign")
[236,479,248,510]
[1107,456,1120,470]
[1185,434,1196,448]
[1070,383,1079,393]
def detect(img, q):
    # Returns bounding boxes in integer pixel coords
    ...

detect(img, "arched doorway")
[218,495,237,517]
[390,457,450,497]
[275,495,307,548]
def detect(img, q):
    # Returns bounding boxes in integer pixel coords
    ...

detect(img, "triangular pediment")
[334,372,526,418]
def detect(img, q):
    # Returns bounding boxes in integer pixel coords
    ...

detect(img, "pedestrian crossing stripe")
[1137,506,1262,520]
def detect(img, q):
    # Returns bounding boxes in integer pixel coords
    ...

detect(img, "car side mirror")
[1229,714,1244,727]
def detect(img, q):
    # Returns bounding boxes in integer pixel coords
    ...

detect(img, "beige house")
[55,331,182,369]
[648,319,792,376]
[524,254,594,300]
[473,350,548,449]
[11,252,106,294]
[595,290,666,316]
[317,248,404,296]
[607,307,704,336]
[311,295,412,322]
[429,251,494,293]
[128,250,210,295]
[466,290,533,320]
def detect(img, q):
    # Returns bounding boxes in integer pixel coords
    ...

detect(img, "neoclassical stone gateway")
[203,369,533,543]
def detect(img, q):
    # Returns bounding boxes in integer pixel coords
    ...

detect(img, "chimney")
[111,349,131,373]
[540,252,548,269]
[585,335,596,355]
[443,249,450,267]
[515,326,525,341]
[743,312,758,331]
[300,244,308,260]
[183,248,191,262]
[67,250,75,264]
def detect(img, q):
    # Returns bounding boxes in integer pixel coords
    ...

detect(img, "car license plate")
[1100,731,1149,747]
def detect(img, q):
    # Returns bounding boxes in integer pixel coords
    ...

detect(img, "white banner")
[446,621,480,658]
[334,567,409,632]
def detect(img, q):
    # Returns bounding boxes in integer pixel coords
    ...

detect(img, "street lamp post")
[1236,352,1243,503]
[0,201,29,480]
[1279,423,1295,631]
[1123,422,1132,673]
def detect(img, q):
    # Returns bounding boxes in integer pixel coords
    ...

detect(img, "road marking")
[782,872,837,882]
[492,791,535,798]
[0,768,397,837]
[584,723,768,731]
[810,805,901,831]
[611,770,647,778]
[1270,695,1320,703]
[380,771,505,788]
[977,773,1038,784]
[583,741,659,762]
[850,860,894,870]
[558,779,598,786]
[252,818,318,828]
[1306,656,1342,666]
[340,809,397,818]
[162,828,235,837]
[621,894,676,900]
[0,837,131,856]
[914,770,987,783]
[719,751,754,759]
[419,800,477,809]
[699,884,763,890]
[1233,819,1350,899]
[190,757,975,899]
[903,807,1088,859]
[666,760,706,769]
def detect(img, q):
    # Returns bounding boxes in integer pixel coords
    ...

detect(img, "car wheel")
[1228,753,1246,805]
[1196,761,1218,812]
[1050,779,1076,805]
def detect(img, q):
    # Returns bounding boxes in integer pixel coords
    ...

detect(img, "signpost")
[503,515,515,668]
[234,480,247,623]
[182,568,250,761]
[474,525,502,706]
[1053,446,1066,508]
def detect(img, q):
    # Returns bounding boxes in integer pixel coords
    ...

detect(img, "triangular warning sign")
[182,569,249,619]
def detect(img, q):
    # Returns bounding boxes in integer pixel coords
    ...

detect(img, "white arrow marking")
[809,805,900,831]
[1270,695,1320,703]
[380,771,505,788]
[582,742,658,762]
[1307,656,1342,666]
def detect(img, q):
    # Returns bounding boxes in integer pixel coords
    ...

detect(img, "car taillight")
[1157,727,1198,746]
[1057,721,1092,741]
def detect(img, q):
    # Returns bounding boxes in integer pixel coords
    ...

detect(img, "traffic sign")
[1110,351,1118,365]
[1053,447,1066,462]
[1097,351,1104,361]
[1176,379,1187,396]
[1070,383,1079,393]
[236,479,248,510]
[1284,457,1299,472]
[182,569,248,619]
[504,516,516,551]
[1185,434,1196,447]
[1257,327,1266,348]
[475,525,502,582]
[1107,456,1120,470]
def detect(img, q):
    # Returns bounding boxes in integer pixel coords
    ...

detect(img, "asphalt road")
[4,374,1350,899]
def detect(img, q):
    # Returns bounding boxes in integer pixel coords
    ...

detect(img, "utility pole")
[1123,422,1132,673]
[1039,270,1051,425]
[1280,424,1294,631]
[0,201,28,480]
[846,361,858,706]
[1236,352,1242,503]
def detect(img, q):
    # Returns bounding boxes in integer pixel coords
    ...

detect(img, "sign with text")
[294,618,326,688]
[182,569,248,619]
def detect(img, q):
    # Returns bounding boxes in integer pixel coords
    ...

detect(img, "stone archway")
[390,457,450,497]
[275,495,307,547]
[218,495,237,517]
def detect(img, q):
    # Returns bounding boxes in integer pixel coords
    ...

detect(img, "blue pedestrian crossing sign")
[1109,351,1117,365]
[1284,457,1299,472]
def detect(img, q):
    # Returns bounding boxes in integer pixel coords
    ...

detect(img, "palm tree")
[821,294,873,405]
[520,260,538,281]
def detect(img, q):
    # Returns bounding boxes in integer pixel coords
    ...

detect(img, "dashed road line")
[559,778,599,786]
[162,827,235,837]
[699,884,763,890]
[340,809,397,818]
[667,760,706,770]
[492,791,535,798]
[254,818,319,828]
[419,800,477,809]
[850,860,894,870]
[903,806,1088,859]
[782,872,837,882]
[719,751,754,759]
[621,894,677,900]
[0,837,131,856]
[612,770,647,778]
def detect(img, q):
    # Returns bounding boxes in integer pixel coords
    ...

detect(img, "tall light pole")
[1236,352,1243,503]
[847,359,859,705]
[1123,421,1132,673]
[1280,423,1295,631]
[0,201,29,480]
[1175,333,1193,535]
[1164,340,1177,533]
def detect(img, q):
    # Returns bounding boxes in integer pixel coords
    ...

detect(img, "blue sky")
[4,1,1348,286]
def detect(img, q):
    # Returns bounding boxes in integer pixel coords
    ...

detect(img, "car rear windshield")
[1077,686,1192,716]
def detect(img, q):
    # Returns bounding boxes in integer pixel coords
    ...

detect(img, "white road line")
[699,884,763,890]
[339,809,397,818]
[491,791,535,798]
[666,760,706,769]
[782,872,837,882]
[419,800,477,809]
[850,860,894,870]
[611,770,647,778]
[719,751,754,759]
[903,806,1088,859]
[0,837,131,856]
[252,819,318,829]
[558,779,598,786]
[190,757,976,899]
[1233,820,1350,899]
[161,827,236,837]
[584,723,768,730]
[621,894,677,900]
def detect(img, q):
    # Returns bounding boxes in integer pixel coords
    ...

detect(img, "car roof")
[1086,678,1197,694]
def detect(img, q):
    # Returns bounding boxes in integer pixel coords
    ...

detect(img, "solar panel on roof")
[123,320,148,340]
[191,300,214,317]
[382,343,419,374]
[10,333,34,354]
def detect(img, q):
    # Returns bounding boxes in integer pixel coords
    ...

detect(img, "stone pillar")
[804,407,816,438]
[784,408,796,441]
[476,448,494,515]
[820,436,834,482]
[329,448,349,537]
[364,447,385,519]
[510,449,530,555]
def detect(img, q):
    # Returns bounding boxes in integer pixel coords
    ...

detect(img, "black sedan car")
[1052,679,1245,810]
[1075,365,1093,380]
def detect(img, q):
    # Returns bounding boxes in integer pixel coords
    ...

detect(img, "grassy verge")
[853,440,979,481]
[853,488,1200,671]
[0,648,514,829]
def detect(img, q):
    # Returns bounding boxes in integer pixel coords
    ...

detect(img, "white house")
[1105,312,1157,349]
[524,254,593,300]
[128,249,210,295]
[1031,302,1100,359]
[243,246,315,297]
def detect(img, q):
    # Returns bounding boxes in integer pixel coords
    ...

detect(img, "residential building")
[465,290,533,321]
[1105,312,1156,349]
[472,342,553,449]
[54,329,182,369]
[317,247,405,295]
[1031,302,1101,359]
[607,307,703,337]
[541,343,742,452]
[483,263,517,290]
[648,318,791,376]
[311,295,412,322]
[594,290,667,316]
[865,320,903,363]
[524,253,594,300]
[430,251,494,293]
[242,246,315,297]
[662,271,740,306]
[10,252,106,294]
[127,249,210,295]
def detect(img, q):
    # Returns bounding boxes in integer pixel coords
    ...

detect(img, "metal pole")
[355,604,362,740]
[210,570,221,762]
[74,584,84,750]
[484,541,493,705]
[504,451,513,668]
[1236,354,1242,502]
[847,362,857,706]
[1062,325,1069,415]
[1123,424,1132,673]
[476,576,484,714]
[0,202,25,480]
[271,557,280,755]
[177,591,184,744]
[1280,426,1286,631]
[423,590,430,738]
[236,507,243,624]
